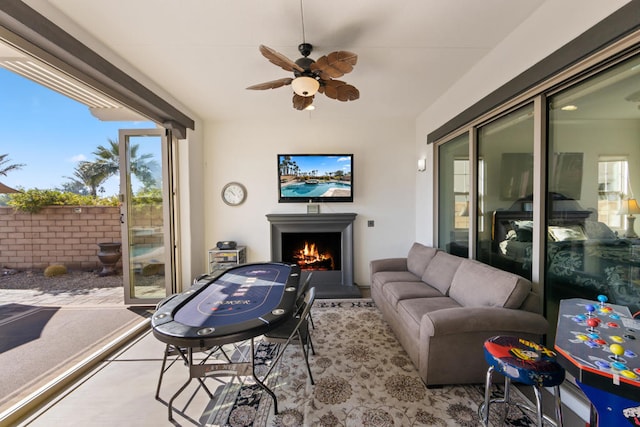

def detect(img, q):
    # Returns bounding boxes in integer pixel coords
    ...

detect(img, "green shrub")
[7,189,119,213]
[44,264,68,277]
[132,188,163,205]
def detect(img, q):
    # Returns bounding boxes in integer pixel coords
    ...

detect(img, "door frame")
[119,128,176,304]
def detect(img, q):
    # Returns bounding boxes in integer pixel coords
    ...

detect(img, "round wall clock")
[221,182,247,206]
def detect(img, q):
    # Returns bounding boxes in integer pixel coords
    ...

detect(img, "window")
[546,53,640,345]
[438,134,469,257]
[454,158,470,229]
[476,105,535,279]
[598,157,628,230]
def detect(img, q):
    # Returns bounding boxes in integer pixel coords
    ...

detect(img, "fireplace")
[282,232,341,271]
[267,213,360,298]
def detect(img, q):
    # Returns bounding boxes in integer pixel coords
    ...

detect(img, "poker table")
[554,297,640,426]
[152,262,300,420]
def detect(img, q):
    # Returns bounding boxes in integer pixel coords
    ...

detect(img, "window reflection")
[436,51,640,348]
[547,55,640,341]
[598,157,628,231]
[438,134,469,257]
[476,105,535,280]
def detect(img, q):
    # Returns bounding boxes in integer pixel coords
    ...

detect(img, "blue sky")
[280,155,352,176]
[0,68,152,196]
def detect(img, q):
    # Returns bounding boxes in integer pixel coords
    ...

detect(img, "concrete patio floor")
[0,286,124,307]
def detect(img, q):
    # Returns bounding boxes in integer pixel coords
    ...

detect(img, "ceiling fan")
[246,42,359,110]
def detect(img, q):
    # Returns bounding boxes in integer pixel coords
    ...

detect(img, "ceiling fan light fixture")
[292,76,319,97]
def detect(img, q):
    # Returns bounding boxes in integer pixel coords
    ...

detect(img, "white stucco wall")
[204,117,415,288]
[26,0,633,290]
[415,0,632,246]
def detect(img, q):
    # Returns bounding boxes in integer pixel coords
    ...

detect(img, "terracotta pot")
[97,242,122,276]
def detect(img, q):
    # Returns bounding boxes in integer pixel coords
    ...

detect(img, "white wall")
[31,0,631,289]
[204,117,415,287]
[201,0,631,288]
[26,0,417,290]
[415,0,632,245]
[177,127,205,287]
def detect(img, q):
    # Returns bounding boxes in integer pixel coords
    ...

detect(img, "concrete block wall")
[0,206,121,270]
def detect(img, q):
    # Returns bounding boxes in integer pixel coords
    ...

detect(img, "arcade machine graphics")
[554,295,640,426]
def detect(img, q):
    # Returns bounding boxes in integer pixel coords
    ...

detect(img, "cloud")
[68,154,87,162]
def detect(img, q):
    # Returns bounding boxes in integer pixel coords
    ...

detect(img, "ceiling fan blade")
[293,94,314,110]
[319,80,359,102]
[259,45,304,73]
[310,51,357,79]
[246,77,293,90]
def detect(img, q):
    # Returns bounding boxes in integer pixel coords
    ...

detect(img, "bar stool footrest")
[478,398,558,427]
[479,398,560,427]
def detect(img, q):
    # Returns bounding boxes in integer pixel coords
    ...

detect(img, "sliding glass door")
[438,133,470,257]
[546,54,640,338]
[475,105,535,280]
[436,49,640,345]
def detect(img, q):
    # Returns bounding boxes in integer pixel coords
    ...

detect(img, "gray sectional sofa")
[370,242,549,386]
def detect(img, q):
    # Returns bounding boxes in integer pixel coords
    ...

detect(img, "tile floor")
[1,287,275,426]
[1,286,590,427]
[16,329,233,426]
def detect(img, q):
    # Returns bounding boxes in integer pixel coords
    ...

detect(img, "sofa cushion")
[383,282,445,309]
[449,259,531,308]
[421,251,464,295]
[407,243,439,277]
[397,297,462,337]
[372,271,422,290]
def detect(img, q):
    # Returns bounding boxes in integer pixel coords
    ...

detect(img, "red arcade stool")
[479,336,565,427]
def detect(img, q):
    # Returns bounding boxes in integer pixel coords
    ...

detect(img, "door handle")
[120,213,125,224]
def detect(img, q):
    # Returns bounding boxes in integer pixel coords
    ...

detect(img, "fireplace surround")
[266,213,360,298]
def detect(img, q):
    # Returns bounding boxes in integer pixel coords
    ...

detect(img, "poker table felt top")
[151,263,300,347]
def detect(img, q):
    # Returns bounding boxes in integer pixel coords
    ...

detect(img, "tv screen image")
[278,154,353,203]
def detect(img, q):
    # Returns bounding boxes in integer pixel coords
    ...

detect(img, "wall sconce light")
[417,158,426,172]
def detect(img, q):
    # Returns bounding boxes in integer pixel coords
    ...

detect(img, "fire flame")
[293,241,334,270]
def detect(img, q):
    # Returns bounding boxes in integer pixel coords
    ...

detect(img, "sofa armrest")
[421,306,549,337]
[370,258,408,274]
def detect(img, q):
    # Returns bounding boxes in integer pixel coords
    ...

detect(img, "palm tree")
[92,138,158,189]
[58,180,89,195]
[65,161,109,196]
[279,156,292,175]
[0,153,25,176]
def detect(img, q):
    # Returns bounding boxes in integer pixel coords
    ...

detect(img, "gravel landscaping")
[0,269,122,292]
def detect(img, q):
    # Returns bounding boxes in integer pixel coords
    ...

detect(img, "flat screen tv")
[278,154,353,203]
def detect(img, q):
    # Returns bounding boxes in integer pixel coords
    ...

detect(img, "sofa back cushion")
[421,251,463,295]
[407,243,439,277]
[449,259,531,308]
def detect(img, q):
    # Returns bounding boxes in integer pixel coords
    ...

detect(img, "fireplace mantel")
[266,213,359,298]
[266,213,356,225]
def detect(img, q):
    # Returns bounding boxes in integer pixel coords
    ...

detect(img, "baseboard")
[315,283,362,299]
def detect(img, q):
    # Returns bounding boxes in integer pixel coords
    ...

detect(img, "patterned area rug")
[207,299,536,426]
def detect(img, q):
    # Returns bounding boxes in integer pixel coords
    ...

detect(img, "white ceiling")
[26,0,549,122]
